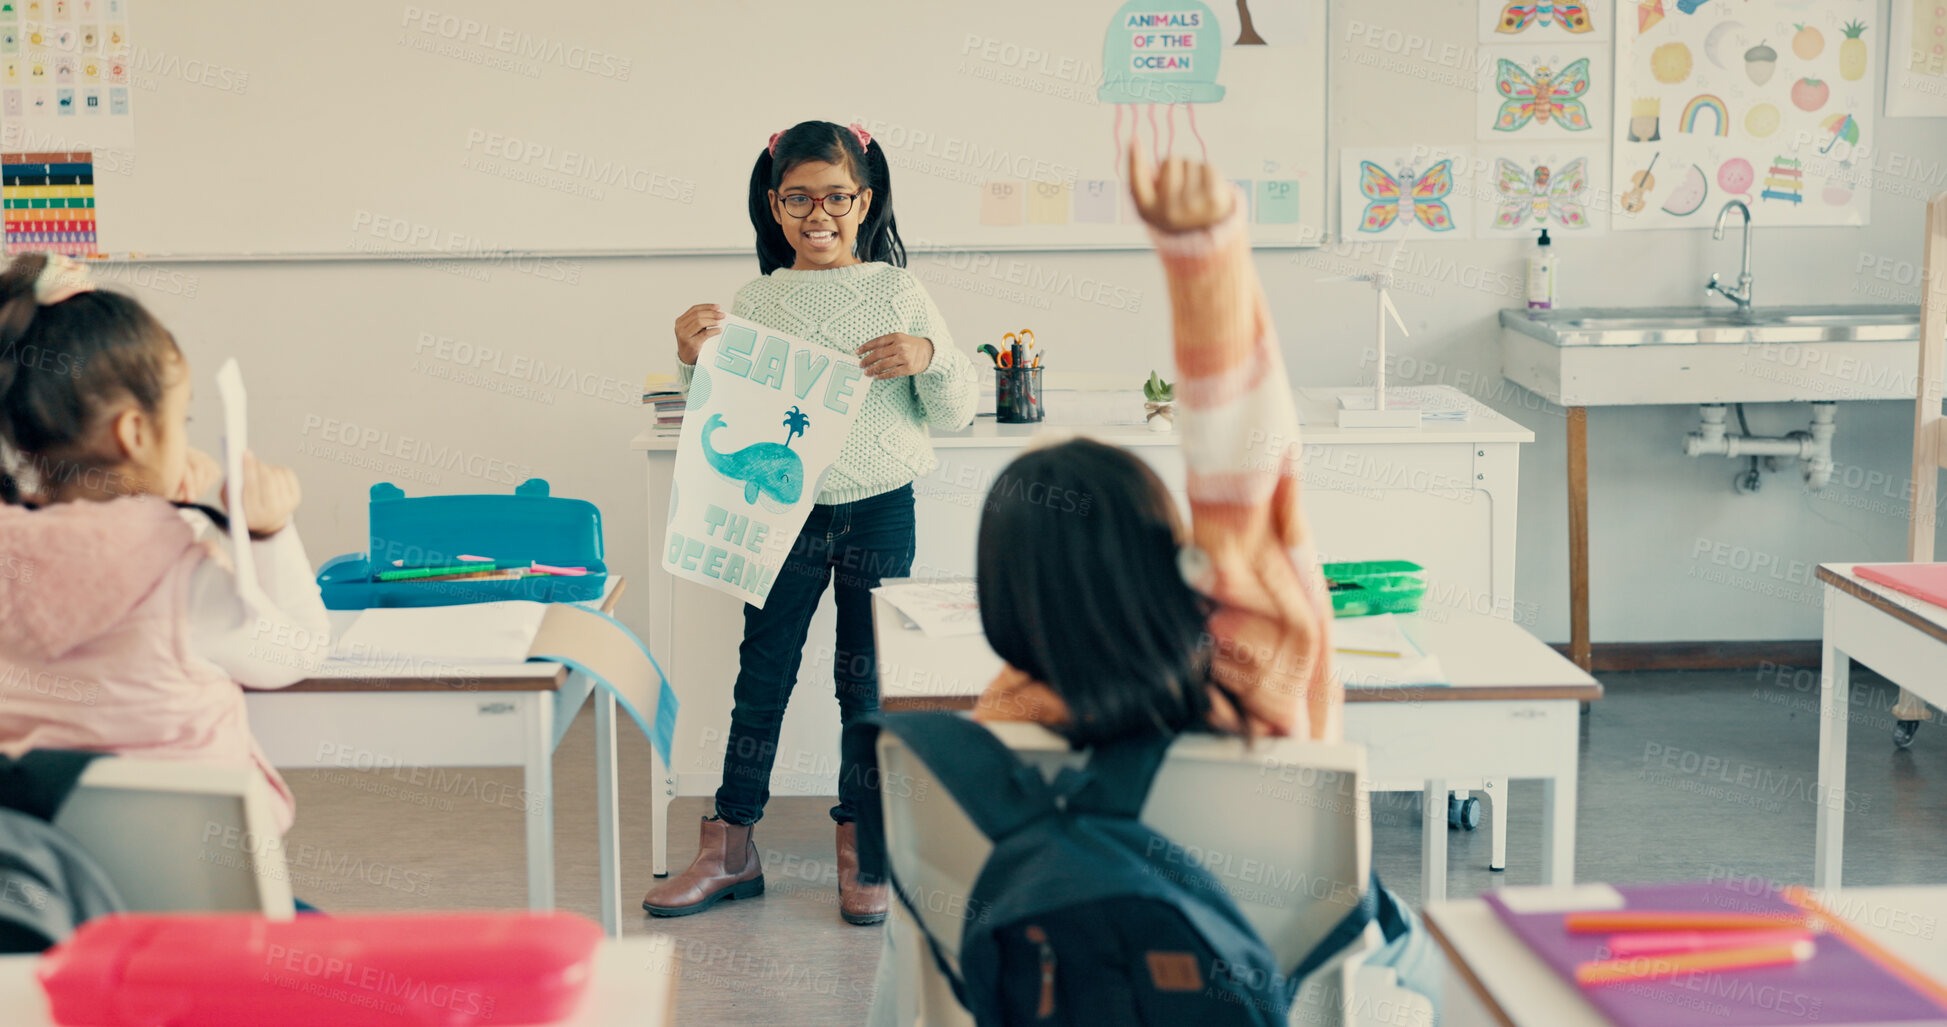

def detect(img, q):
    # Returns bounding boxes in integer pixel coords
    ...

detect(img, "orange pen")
[1575,940,1814,987]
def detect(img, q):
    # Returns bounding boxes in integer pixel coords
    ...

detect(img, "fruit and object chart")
[1611,0,1874,229]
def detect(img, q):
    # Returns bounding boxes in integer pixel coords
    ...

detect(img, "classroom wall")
[149,0,1944,652]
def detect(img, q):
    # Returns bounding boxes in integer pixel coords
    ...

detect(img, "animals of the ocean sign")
[663,316,866,607]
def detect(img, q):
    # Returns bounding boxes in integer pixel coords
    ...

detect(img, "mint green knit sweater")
[677,262,979,505]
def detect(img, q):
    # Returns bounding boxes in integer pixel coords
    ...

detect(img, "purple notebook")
[1484,880,1947,1027]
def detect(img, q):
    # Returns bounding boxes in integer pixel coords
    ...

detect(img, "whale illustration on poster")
[663,316,865,607]
[701,413,804,506]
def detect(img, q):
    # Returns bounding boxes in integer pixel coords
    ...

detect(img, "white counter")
[630,388,1536,452]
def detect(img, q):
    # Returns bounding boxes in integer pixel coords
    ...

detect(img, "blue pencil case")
[316,479,608,610]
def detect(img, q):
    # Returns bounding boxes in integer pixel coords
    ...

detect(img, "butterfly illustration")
[1495,0,1593,34]
[1494,157,1590,229]
[1494,58,1592,132]
[1357,160,1456,233]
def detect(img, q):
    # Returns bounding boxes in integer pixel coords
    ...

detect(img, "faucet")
[1706,200,1754,315]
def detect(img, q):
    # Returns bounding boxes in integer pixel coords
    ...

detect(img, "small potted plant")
[1143,371,1175,432]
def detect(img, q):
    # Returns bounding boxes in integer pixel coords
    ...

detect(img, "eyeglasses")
[779,192,858,218]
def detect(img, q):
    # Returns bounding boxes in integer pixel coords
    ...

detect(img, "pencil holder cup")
[996,367,1043,424]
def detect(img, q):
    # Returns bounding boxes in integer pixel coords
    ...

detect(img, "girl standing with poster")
[644,121,976,924]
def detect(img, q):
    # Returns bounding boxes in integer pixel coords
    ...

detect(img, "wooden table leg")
[1567,406,1592,673]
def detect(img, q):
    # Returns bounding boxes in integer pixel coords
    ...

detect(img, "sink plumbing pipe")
[1682,402,1837,490]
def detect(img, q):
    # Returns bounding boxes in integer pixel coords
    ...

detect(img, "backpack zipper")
[1024,925,1056,1018]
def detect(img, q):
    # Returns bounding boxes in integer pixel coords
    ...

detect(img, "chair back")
[874,720,1371,1026]
[52,759,295,917]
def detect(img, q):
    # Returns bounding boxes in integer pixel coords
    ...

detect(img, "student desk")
[1424,885,1947,1027]
[244,582,635,936]
[1815,563,1947,889]
[631,385,1534,876]
[870,588,1601,906]
[0,934,679,1026]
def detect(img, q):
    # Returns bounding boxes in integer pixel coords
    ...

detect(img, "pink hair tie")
[847,122,873,151]
[33,254,96,306]
[767,130,784,157]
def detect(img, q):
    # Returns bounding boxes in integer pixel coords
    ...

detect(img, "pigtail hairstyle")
[748,121,906,275]
[0,254,178,504]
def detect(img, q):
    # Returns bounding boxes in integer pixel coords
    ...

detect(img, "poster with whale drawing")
[663,315,866,608]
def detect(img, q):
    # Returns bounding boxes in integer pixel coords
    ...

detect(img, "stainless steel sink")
[1502,305,1920,346]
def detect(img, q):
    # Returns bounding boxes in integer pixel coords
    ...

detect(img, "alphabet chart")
[0,0,136,151]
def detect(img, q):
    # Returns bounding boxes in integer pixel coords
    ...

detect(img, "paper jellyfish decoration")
[1717,157,1754,197]
[1101,0,1226,161]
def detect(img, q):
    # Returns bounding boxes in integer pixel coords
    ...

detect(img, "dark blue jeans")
[714,484,916,826]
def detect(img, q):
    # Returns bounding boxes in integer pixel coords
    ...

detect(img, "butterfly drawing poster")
[1476,45,1609,140]
[1472,146,1611,235]
[1478,0,1609,42]
[1338,147,1474,241]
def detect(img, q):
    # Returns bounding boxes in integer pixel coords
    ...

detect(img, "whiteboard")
[1,0,1328,259]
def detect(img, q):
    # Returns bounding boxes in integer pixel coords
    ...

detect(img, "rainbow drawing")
[1679,94,1728,136]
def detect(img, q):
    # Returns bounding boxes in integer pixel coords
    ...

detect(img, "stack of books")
[643,373,685,435]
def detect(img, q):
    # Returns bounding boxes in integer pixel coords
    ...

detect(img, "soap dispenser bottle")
[1526,228,1556,310]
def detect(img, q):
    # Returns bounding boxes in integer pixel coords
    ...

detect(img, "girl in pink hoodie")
[0,254,329,834]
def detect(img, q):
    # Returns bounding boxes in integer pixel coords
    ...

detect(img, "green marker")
[377,562,496,581]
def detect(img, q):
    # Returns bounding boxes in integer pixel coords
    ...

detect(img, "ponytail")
[748,121,906,275]
[0,254,177,505]
[858,138,905,270]
[747,146,793,276]
[0,256,49,505]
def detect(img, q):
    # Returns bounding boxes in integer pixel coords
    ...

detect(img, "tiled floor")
[283,665,1947,1024]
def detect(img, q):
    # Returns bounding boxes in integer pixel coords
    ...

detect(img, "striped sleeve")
[1149,203,1340,742]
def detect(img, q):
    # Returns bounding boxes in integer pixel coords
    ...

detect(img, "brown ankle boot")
[642,816,764,917]
[836,821,887,925]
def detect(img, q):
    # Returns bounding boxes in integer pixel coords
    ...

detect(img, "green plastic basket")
[1323,560,1426,618]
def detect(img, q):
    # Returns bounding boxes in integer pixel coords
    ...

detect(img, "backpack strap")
[1058,732,1173,818]
[1285,869,1411,986]
[842,711,1059,890]
[840,712,1061,1015]
[871,712,1061,841]
[0,750,110,822]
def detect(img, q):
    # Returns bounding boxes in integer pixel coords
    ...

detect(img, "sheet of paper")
[528,602,680,769]
[1337,387,1471,422]
[326,601,548,665]
[1332,613,1414,657]
[1497,883,1626,914]
[213,358,262,602]
[663,315,868,608]
[1332,615,1447,686]
[874,580,984,638]
[1336,651,1447,688]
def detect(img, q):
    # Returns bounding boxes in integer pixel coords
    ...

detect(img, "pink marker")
[1604,928,1815,959]
[530,562,589,576]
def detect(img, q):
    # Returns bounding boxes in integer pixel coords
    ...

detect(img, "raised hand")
[1127,141,1235,233]
[232,451,300,539]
